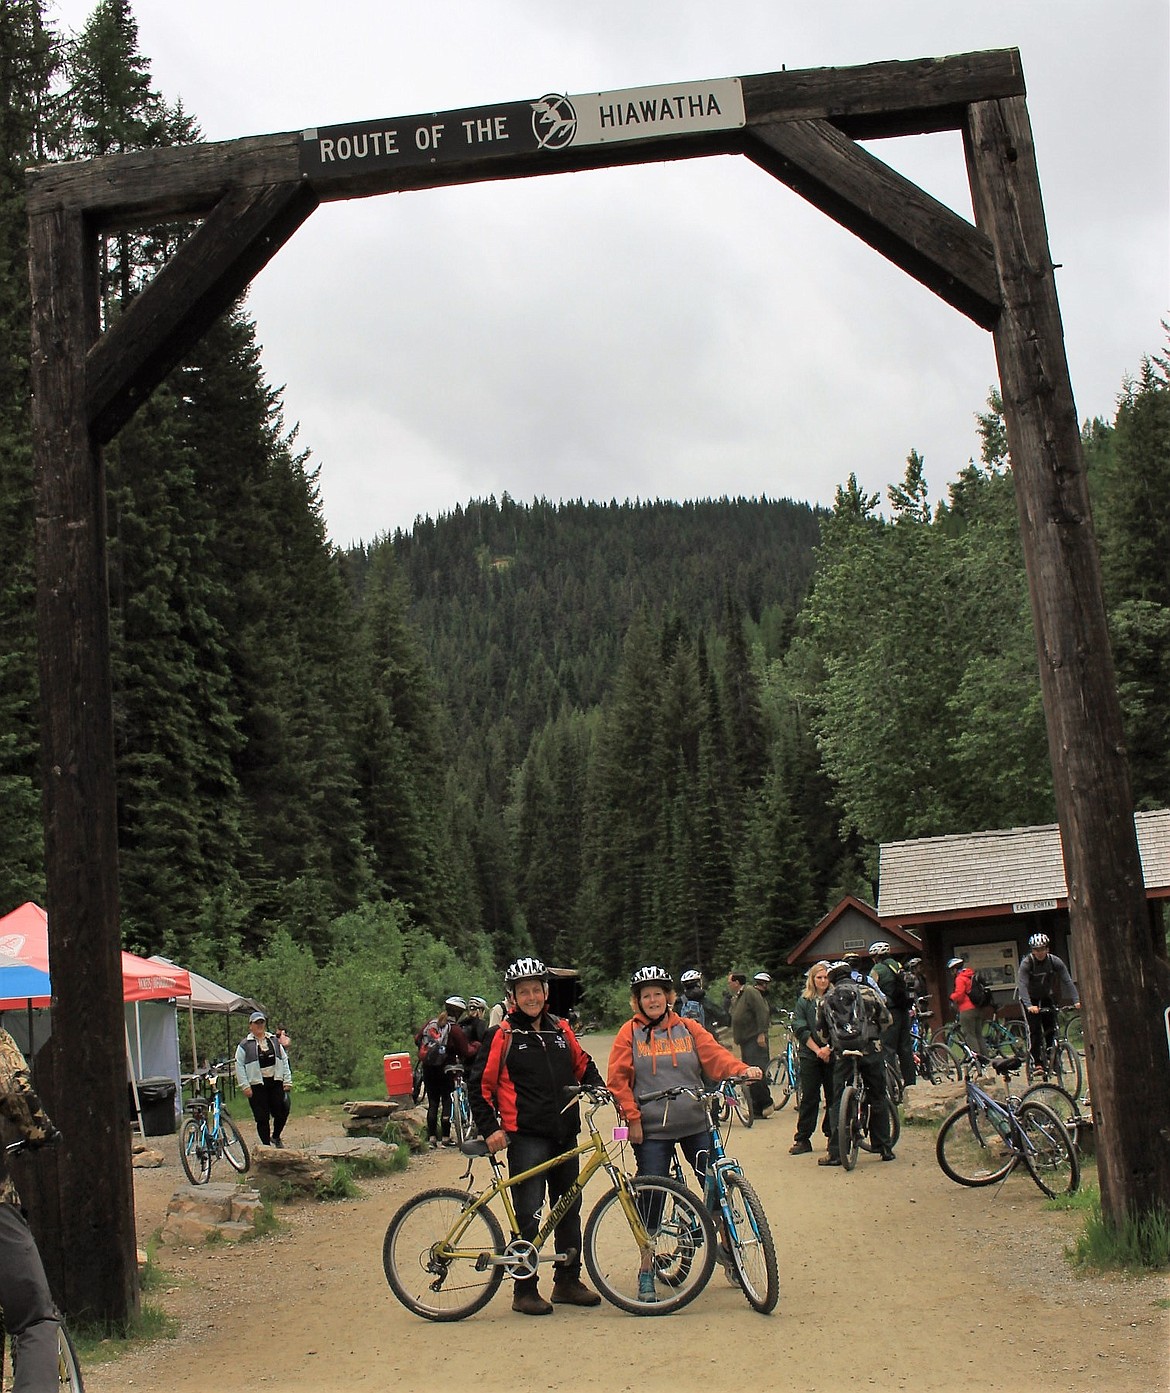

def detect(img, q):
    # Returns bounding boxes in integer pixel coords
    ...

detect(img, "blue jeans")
[632,1131,709,1186]
[506,1132,582,1282]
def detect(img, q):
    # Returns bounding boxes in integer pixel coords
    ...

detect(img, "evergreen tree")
[0,0,56,902]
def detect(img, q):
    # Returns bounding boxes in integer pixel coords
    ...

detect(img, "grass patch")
[1067,1196,1170,1273]
[244,1196,282,1238]
[138,1230,174,1293]
[69,1302,179,1368]
[1045,1180,1099,1213]
[314,1161,362,1200]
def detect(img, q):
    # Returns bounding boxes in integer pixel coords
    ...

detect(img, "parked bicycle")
[382,1085,716,1319]
[909,997,959,1084]
[1017,1080,1091,1154]
[766,1016,801,1112]
[643,1080,779,1314]
[179,1061,250,1185]
[837,1050,900,1170]
[0,1142,85,1392]
[935,1055,1079,1197]
[445,1061,475,1146]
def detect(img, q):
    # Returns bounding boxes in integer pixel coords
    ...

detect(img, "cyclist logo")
[531,94,577,150]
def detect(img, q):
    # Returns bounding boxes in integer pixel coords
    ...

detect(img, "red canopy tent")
[0,902,190,1008]
[0,902,192,1131]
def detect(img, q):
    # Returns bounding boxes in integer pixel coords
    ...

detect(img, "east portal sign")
[299,77,744,175]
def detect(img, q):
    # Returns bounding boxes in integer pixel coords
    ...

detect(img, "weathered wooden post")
[965,94,1170,1220]
[27,207,139,1323]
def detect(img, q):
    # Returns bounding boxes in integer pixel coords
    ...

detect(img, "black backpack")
[822,980,878,1049]
[967,972,991,1008]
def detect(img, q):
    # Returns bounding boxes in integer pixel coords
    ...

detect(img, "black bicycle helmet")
[630,965,673,991]
[504,956,548,986]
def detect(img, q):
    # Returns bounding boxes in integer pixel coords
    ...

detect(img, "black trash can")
[132,1076,177,1136]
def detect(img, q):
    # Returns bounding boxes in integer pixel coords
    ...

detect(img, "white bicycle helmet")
[444,995,467,1012]
[467,995,487,1010]
[504,957,548,985]
[868,941,892,957]
[1027,933,1050,950]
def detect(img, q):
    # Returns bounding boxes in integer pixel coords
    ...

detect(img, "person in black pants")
[234,1010,292,1148]
[789,962,834,1154]
[0,1027,63,1390]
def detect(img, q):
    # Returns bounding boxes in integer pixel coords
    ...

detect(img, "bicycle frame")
[448,1099,650,1268]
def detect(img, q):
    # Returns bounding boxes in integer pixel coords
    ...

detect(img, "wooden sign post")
[25,50,1168,1321]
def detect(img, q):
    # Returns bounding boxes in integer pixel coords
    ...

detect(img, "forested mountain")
[2,2,1165,1085]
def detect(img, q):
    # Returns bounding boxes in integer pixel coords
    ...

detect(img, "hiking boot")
[880,1149,896,1162]
[637,1272,657,1303]
[273,1138,285,1149]
[551,1276,601,1307]
[789,1140,812,1154]
[512,1285,553,1316]
[817,1155,841,1167]
[716,1245,739,1286]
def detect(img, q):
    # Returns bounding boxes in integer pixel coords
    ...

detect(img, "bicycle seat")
[460,1139,490,1157]
[993,1056,1024,1075]
[184,1098,210,1113]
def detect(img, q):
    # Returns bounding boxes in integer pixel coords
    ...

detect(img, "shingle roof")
[877,808,1170,919]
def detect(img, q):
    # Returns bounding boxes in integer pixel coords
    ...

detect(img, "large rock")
[160,1184,264,1246]
[312,1136,400,1164]
[251,1143,329,1191]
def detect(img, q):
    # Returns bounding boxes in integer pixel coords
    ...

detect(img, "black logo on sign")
[531,94,576,150]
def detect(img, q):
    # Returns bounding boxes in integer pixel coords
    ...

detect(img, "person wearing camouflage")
[0,1027,62,1391]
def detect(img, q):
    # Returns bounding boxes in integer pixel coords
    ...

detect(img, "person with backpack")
[468,957,605,1315]
[676,968,715,1034]
[869,942,916,1087]
[816,960,894,1165]
[416,995,474,1149]
[1016,934,1079,1067]
[948,956,995,1065]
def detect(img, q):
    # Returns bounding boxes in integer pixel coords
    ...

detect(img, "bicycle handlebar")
[4,1132,60,1157]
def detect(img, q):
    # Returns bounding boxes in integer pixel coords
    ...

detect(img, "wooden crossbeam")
[87,181,319,443]
[745,118,1001,327]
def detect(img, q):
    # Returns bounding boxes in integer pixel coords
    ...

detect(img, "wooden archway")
[25,49,1167,1321]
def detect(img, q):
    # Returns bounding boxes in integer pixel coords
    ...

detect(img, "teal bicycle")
[643,1079,779,1314]
[179,1061,250,1185]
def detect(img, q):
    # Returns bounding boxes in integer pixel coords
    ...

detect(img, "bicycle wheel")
[382,1187,505,1321]
[179,1116,212,1185]
[728,1088,753,1129]
[721,1173,779,1314]
[766,1056,784,1087]
[927,1044,960,1083]
[219,1114,250,1173]
[772,1050,793,1110]
[935,1103,1016,1186]
[1051,1041,1083,1099]
[451,1088,467,1146]
[1019,1082,1083,1151]
[58,1324,85,1391]
[1017,1101,1080,1197]
[1061,1011,1084,1050]
[838,1085,861,1171]
[583,1175,716,1315]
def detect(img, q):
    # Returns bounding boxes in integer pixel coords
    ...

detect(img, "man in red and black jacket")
[468,956,604,1316]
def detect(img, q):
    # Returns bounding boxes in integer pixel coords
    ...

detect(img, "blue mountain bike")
[179,1061,250,1185]
[642,1080,779,1314]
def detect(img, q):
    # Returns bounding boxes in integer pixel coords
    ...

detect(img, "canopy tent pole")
[125,1018,143,1132]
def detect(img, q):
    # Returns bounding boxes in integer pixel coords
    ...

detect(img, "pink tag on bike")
[613,1125,628,1141]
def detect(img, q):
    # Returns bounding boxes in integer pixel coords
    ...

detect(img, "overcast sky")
[49,1,1169,548]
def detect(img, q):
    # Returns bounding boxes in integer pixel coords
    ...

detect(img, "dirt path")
[84,1036,1168,1393]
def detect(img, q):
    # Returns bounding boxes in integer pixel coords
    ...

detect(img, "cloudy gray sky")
[50,1,1169,548]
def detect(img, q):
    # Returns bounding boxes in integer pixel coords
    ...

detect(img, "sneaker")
[789,1140,812,1154]
[817,1155,841,1167]
[511,1285,553,1316]
[637,1272,657,1303]
[880,1149,896,1162]
[273,1138,285,1149]
[428,1137,439,1150]
[551,1276,601,1307]
[716,1245,739,1286]
[441,1138,456,1148]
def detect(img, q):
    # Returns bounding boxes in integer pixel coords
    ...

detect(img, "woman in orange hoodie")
[607,965,761,1184]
